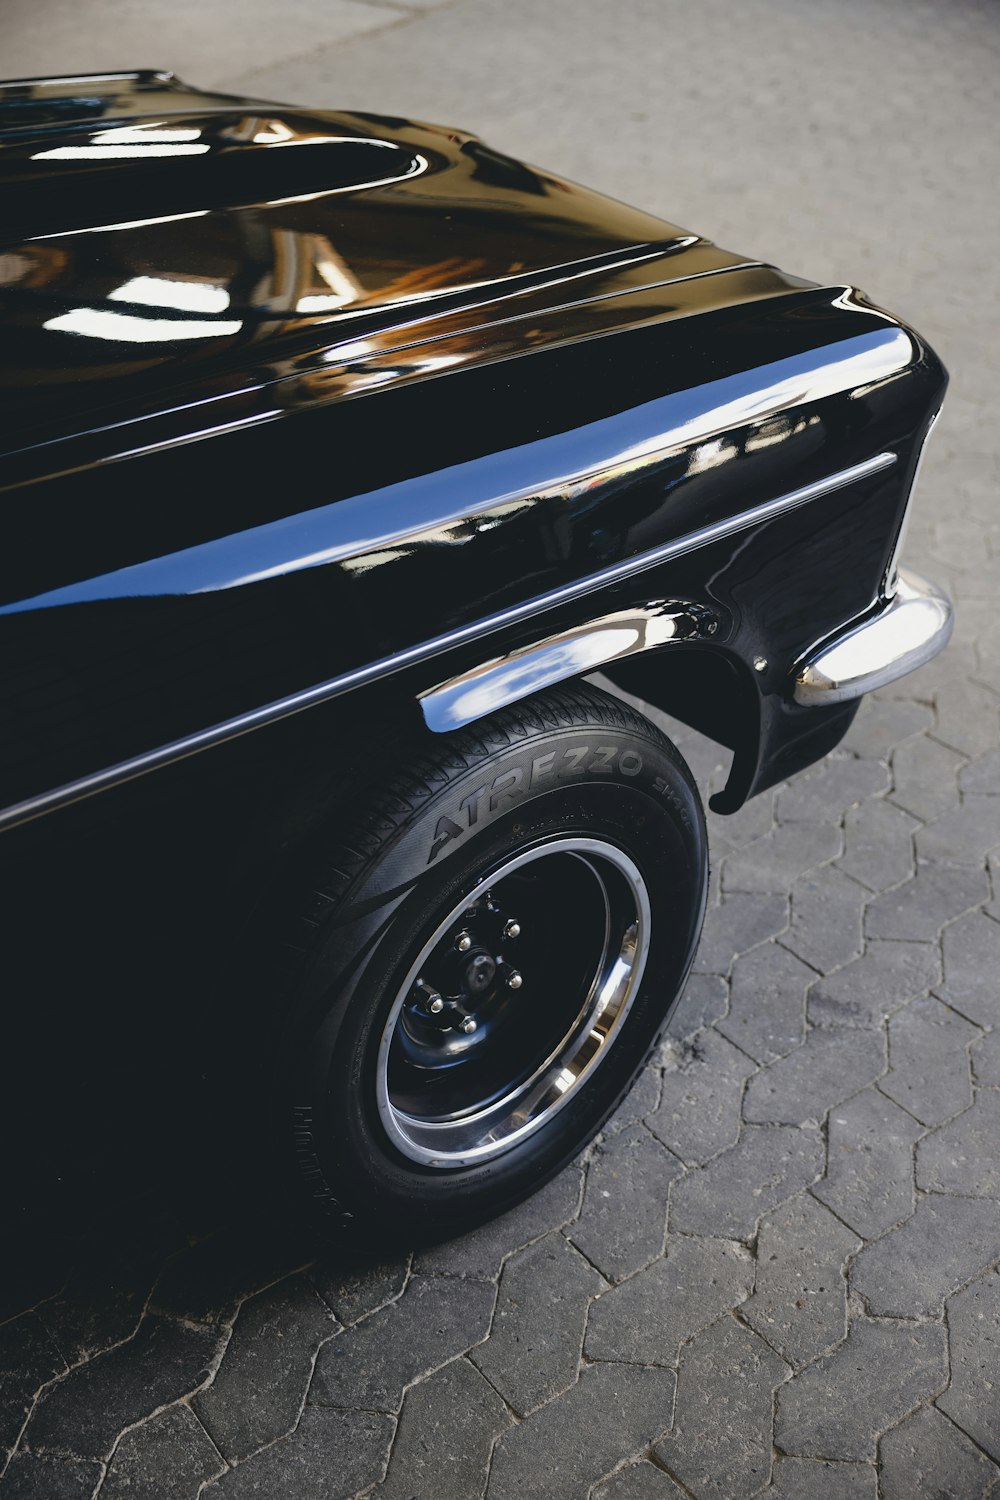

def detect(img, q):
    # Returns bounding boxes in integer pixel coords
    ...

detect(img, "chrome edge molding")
[0,450,896,833]
[420,602,713,733]
[794,567,953,706]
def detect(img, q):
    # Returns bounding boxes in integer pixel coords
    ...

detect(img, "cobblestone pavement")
[2,0,999,1495]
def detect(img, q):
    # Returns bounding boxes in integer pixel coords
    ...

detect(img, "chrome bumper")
[793,568,954,706]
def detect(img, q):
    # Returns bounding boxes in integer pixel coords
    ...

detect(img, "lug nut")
[503,920,521,940]
[415,979,445,1015]
[506,970,523,990]
[461,1016,478,1034]
[455,932,472,953]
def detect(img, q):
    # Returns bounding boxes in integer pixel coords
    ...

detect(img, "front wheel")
[276,684,707,1244]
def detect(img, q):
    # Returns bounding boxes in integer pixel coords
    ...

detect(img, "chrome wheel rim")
[375,837,651,1168]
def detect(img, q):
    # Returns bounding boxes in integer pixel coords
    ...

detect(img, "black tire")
[275,682,707,1245]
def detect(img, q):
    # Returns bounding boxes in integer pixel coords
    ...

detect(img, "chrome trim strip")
[420,603,707,733]
[793,567,953,706]
[0,450,896,832]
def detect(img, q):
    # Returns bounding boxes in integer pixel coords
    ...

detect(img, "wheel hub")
[464,950,495,993]
[401,894,523,1051]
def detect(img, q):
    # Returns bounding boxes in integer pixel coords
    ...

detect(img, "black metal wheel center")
[395,888,538,1070]
[376,837,651,1168]
[464,951,496,995]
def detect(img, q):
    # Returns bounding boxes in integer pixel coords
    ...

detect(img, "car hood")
[0,70,716,447]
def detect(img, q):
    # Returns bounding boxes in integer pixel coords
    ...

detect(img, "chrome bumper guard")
[793,568,954,706]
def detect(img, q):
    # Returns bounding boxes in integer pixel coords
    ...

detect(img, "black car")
[0,70,952,1242]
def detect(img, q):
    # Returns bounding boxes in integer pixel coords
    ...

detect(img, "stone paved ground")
[2,0,999,1495]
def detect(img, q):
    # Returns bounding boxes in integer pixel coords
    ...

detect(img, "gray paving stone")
[937,1271,1000,1464]
[691,893,789,976]
[470,1233,604,1415]
[939,910,1000,1027]
[703,829,740,890]
[654,1317,787,1499]
[974,618,1000,678]
[891,734,966,823]
[917,1089,1000,1197]
[309,1255,408,1326]
[887,645,971,702]
[989,853,1000,923]
[879,1402,1000,1500]
[932,516,989,574]
[959,747,1000,795]
[204,1406,395,1500]
[705,852,727,911]
[718,944,811,1064]
[309,1274,495,1415]
[743,1027,885,1127]
[567,1127,681,1283]
[879,996,979,1126]
[764,1457,876,1499]
[487,1364,676,1500]
[666,973,728,1040]
[933,681,1000,758]
[775,755,889,824]
[812,1087,923,1239]
[669,1126,824,1240]
[865,863,988,941]
[852,1194,1000,1317]
[647,1030,756,1166]
[0,1453,102,1498]
[22,1316,221,1460]
[723,826,841,895]
[194,1276,336,1461]
[775,1318,947,1460]
[602,1062,663,1136]
[100,1404,225,1499]
[784,867,866,975]
[808,940,940,1030]
[584,1236,753,1367]
[836,799,918,893]
[0,1313,66,1456]
[972,1028,1000,1087]
[591,1459,687,1500]
[707,788,775,849]
[842,698,932,761]
[414,1166,583,1280]
[150,1225,314,1326]
[741,1194,859,1367]
[375,1356,511,1500]
[36,1246,159,1370]
[917,796,1000,867]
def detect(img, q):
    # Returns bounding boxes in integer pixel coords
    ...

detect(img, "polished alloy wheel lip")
[375,836,651,1169]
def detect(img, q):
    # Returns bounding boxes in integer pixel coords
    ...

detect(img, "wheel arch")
[414,622,762,816]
